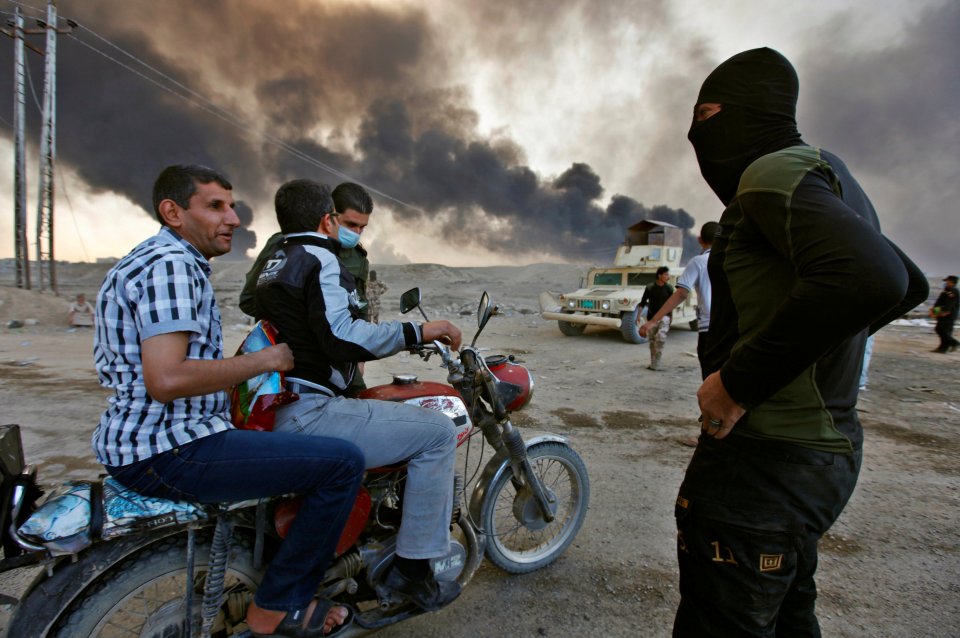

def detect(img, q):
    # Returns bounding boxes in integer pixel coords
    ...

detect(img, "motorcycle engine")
[364,536,467,588]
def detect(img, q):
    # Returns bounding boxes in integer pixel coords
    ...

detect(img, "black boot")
[381,563,462,612]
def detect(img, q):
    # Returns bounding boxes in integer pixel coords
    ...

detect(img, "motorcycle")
[0,289,590,637]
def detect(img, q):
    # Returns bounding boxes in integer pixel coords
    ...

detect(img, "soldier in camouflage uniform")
[647,315,670,369]
[639,266,673,370]
[339,244,371,319]
[366,270,388,324]
[240,183,375,396]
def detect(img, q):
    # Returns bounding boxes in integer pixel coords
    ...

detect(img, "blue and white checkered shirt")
[92,227,232,467]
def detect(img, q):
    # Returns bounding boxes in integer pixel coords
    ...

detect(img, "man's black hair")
[275,179,335,234]
[656,266,670,276]
[700,221,721,244]
[152,165,232,224]
[332,182,373,215]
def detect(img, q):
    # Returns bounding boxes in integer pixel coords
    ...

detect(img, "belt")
[286,381,334,397]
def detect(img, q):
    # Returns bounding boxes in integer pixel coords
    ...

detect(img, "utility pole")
[3,1,72,292]
[12,7,30,289]
[35,0,60,294]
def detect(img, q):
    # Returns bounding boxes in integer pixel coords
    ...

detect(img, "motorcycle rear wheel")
[49,533,261,638]
[479,442,589,574]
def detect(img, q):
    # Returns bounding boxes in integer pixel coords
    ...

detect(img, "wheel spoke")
[88,567,251,637]
[480,443,589,573]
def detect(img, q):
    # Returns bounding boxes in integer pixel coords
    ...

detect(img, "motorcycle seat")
[16,477,211,556]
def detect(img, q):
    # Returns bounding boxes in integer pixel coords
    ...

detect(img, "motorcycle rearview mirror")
[471,291,493,347]
[400,287,430,322]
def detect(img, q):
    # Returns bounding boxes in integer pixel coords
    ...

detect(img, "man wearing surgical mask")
[330,182,373,313]
[240,182,374,328]
[331,183,375,395]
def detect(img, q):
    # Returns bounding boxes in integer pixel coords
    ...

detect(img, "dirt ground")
[0,262,958,637]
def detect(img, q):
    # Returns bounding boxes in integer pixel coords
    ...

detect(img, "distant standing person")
[640,221,719,378]
[68,293,95,327]
[638,266,673,370]
[931,275,959,353]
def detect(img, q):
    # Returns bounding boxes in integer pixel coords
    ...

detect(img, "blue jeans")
[107,429,364,612]
[859,334,874,388]
[275,394,456,559]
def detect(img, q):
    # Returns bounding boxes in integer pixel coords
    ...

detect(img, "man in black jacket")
[674,48,929,637]
[254,179,463,613]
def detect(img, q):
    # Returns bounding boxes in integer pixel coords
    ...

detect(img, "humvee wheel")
[689,319,699,332]
[620,307,647,344]
[558,317,586,336]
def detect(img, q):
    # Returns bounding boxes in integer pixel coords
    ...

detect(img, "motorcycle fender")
[467,434,568,524]
[8,527,194,638]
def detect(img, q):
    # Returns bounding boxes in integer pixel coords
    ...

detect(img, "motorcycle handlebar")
[411,344,504,416]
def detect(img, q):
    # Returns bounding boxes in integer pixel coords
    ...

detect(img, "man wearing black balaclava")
[673,48,929,637]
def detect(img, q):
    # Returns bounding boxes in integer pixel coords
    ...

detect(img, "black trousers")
[935,317,958,351]
[673,434,861,638]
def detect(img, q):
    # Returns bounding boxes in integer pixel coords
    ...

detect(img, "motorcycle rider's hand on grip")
[421,320,462,351]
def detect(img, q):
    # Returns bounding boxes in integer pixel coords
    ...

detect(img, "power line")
[22,54,42,112]
[58,169,90,262]
[3,1,44,17]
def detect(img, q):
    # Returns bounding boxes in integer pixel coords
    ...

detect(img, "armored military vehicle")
[539,220,699,343]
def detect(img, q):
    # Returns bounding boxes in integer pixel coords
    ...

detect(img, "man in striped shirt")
[94,164,363,637]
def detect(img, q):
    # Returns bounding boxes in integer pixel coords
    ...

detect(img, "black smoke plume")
[221,201,257,261]
[0,0,698,262]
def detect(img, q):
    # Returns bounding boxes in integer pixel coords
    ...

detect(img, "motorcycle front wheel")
[49,533,261,638]
[479,442,589,574]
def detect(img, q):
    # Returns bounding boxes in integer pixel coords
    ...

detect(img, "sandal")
[249,599,354,637]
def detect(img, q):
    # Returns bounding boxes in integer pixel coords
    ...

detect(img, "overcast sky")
[0,0,956,274]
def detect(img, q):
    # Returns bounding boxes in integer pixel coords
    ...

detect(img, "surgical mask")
[338,225,361,249]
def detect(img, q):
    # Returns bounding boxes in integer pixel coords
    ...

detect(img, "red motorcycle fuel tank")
[359,375,474,446]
